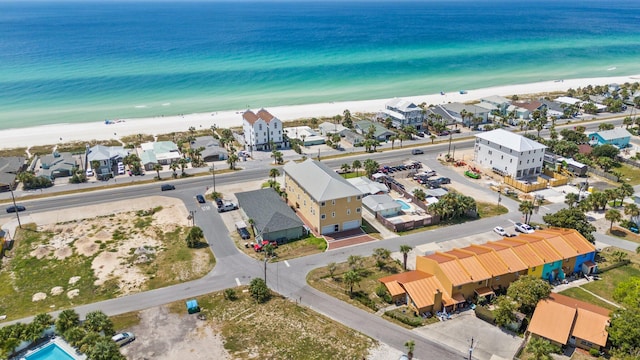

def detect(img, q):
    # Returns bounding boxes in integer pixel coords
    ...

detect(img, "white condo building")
[474,129,547,179]
[242,108,284,151]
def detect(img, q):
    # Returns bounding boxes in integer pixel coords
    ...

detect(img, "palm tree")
[372,248,391,269]
[170,162,178,178]
[519,201,535,224]
[526,337,558,360]
[340,163,351,174]
[430,134,436,144]
[352,159,361,176]
[624,203,640,221]
[400,245,412,270]
[404,339,415,360]
[153,163,162,180]
[269,168,280,187]
[347,254,363,271]
[178,158,188,175]
[618,183,634,203]
[56,309,80,334]
[363,159,379,177]
[389,135,397,149]
[343,270,361,297]
[227,152,239,170]
[564,193,580,208]
[605,209,622,231]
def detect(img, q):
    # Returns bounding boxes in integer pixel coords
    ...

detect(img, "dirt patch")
[120,305,230,360]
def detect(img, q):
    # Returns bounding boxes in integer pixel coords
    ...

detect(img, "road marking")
[541,206,550,210]
[284,260,290,268]
[235,278,241,286]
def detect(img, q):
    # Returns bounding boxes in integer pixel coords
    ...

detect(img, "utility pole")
[209,165,216,193]
[447,131,453,158]
[468,337,476,360]
[9,186,21,229]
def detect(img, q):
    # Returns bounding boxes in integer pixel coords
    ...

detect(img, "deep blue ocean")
[1,0,640,130]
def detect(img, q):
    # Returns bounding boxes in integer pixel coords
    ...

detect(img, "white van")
[112,332,135,346]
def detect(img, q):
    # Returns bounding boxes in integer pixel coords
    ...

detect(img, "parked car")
[86,169,94,177]
[217,201,238,213]
[112,332,135,347]
[439,130,450,136]
[515,222,535,234]
[161,184,175,191]
[416,132,425,138]
[117,162,126,175]
[196,194,206,203]
[6,205,26,213]
[214,198,224,208]
[411,149,424,155]
[237,227,251,240]
[435,177,451,184]
[493,226,508,237]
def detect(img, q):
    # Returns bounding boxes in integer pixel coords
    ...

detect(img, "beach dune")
[1,75,638,150]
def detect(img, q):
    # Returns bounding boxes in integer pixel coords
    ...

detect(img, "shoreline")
[1,74,638,150]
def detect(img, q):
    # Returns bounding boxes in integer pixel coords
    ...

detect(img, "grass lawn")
[0,147,28,158]
[232,233,326,262]
[615,163,640,185]
[581,265,640,304]
[307,256,402,314]
[163,288,374,359]
[557,287,619,311]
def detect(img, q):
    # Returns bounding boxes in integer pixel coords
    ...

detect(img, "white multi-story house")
[378,98,425,130]
[474,129,547,179]
[242,108,284,151]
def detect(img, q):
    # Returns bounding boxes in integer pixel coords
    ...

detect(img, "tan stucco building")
[283,159,364,235]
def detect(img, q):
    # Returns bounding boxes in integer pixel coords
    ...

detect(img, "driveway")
[413,311,523,360]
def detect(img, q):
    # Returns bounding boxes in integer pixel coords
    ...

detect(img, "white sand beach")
[1,75,638,150]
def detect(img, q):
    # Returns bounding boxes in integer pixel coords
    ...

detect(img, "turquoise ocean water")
[1,0,640,130]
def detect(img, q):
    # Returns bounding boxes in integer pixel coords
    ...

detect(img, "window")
[321,201,325,207]
[356,207,361,213]
[332,212,335,218]
[510,159,513,163]
[321,214,326,220]
[478,281,482,285]
[304,200,306,206]
[356,195,361,200]
[495,276,500,281]
[274,123,278,128]
[347,209,351,215]
[532,267,536,271]
[332,200,336,205]
[501,155,503,159]
[519,161,522,165]
[457,286,462,290]
[259,124,263,130]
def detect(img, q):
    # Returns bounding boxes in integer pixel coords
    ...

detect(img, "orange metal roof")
[573,308,610,347]
[549,293,610,317]
[474,251,510,277]
[445,249,474,259]
[383,280,405,297]
[439,260,472,286]
[423,252,457,264]
[494,248,528,273]
[551,228,595,255]
[402,276,447,309]
[379,270,431,285]
[497,239,545,267]
[481,241,509,251]
[456,256,491,282]
[528,299,575,345]
[256,108,275,122]
[529,230,582,259]
[520,236,563,263]
[461,244,493,255]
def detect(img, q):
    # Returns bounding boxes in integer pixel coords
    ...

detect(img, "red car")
[253,240,278,252]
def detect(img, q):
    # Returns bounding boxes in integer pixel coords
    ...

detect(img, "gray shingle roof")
[236,188,303,233]
[284,159,364,201]
[475,129,547,152]
[362,194,401,212]
[0,156,25,186]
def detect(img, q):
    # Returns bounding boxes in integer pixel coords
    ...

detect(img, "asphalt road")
[1,114,636,359]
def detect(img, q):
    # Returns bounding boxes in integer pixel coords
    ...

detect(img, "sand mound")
[67,289,79,299]
[30,245,53,259]
[74,237,100,257]
[54,246,73,260]
[69,276,81,285]
[32,292,47,302]
[51,286,64,296]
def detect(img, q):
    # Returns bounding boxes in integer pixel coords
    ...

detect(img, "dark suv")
[161,184,175,191]
[237,227,251,240]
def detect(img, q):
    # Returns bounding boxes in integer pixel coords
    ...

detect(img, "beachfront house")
[283,159,364,235]
[480,95,511,115]
[425,106,458,126]
[39,151,77,180]
[342,129,365,146]
[354,120,396,141]
[527,293,610,352]
[284,126,325,146]
[540,100,565,119]
[440,103,489,128]
[474,129,546,179]
[139,141,181,170]
[378,98,425,130]
[86,145,129,178]
[242,108,284,152]
[0,156,26,192]
[190,136,228,162]
[587,128,631,148]
[318,122,349,136]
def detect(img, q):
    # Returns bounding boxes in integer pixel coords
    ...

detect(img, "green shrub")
[352,292,377,311]
[474,306,495,324]
[384,310,423,327]
[589,348,600,357]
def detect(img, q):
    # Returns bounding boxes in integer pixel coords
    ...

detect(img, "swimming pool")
[395,199,411,210]
[25,342,76,360]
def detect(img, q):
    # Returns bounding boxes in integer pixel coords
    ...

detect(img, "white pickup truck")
[217,201,238,213]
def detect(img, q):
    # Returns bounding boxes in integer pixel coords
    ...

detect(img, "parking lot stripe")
[235,278,241,286]
[284,260,290,268]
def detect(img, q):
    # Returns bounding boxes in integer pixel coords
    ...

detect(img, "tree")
[340,163,351,174]
[153,163,162,180]
[592,143,620,159]
[342,109,353,128]
[608,277,640,356]
[56,309,80,335]
[404,339,415,360]
[186,226,204,248]
[327,262,337,278]
[412,188,426,201]
[363,159,380,177]
[506,275,551,315]
[249,278,271,303]
[519,201,535,224]
[223,288,237,300]
[543,208,596,243]
[347,254,363,272]
[83,310,115,337]
[400,245,412,270]
[430,134,436,144]
[227,152,239,170]
[343,270,361,297]
[526,337,559,360]
[389,135,397,149]
[625,203,640,220]
[564,192,580,208]
[63,327,86,347]
[86,337,126,360]
[493,296,517,328]
[352,160,361,176]
[269,168,280,185]
[605,209,622,231]
[372,248,391,269]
